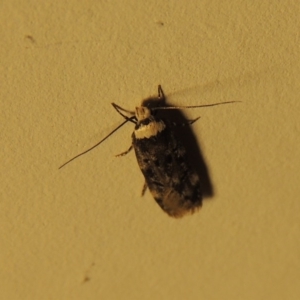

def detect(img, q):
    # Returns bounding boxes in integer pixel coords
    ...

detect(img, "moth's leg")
[115,145,133,157]
[158,85,165,100]
[188,116,200,125]
[112,103,135,115]
[111,103,136,123]
[141,182,148,196]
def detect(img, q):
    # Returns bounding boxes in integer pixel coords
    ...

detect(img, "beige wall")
[1,1,299,299]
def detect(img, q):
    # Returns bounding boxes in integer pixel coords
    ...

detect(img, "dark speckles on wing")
[132,121,202,217]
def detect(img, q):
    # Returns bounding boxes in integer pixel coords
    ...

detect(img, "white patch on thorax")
[134,120,166,139]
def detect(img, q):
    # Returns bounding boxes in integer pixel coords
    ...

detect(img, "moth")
[59,85,237,218]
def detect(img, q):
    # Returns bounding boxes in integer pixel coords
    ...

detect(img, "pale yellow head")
[135,106,151,121]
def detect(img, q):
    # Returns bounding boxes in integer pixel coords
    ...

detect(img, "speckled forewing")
[132,124,202,217]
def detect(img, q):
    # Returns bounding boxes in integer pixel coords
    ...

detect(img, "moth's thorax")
[134,116,166,140]
[133,106,166,139]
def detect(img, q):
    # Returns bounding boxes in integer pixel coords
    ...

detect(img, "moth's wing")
[133,127,202,217]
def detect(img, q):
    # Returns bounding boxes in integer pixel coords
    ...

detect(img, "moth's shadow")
[142,95,214,198]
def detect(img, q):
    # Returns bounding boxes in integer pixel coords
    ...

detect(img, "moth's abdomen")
[132,119,202,218]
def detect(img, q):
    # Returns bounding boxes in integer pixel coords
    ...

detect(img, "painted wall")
[1,1,299,299]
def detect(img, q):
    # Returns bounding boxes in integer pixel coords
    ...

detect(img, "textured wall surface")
[1,1,299,299]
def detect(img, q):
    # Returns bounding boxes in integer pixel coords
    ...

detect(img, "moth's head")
[135,106,152,121]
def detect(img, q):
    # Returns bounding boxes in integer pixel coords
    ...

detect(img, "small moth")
[60,85,237,218]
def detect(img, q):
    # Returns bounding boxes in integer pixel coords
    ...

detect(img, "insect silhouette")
[59,85,238,217]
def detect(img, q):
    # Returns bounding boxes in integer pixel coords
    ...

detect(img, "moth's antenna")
[152,101,241,111]
[59,116,135,169]
[156,85,240,109]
